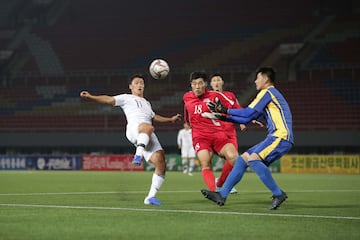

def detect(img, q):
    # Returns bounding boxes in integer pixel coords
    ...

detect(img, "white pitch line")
[0,191,194,196]
[0,203,359,220]
[0,191,123,196]
[0,189,359,196]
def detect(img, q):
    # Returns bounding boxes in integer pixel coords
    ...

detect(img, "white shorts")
[181,145,196,158]
[126,124,163,162]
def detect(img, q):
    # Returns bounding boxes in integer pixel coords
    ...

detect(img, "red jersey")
[183,89,239,153]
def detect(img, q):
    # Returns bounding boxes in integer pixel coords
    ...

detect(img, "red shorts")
[227,131,238,150]
[192,131,233,154]
[223,124,238,149]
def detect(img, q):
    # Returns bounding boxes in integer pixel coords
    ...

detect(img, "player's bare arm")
[80,91,115,105]
[239,124,247,131]
[153,113,181,123]
[252,120,264,128]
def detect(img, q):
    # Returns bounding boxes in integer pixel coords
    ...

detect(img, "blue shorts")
[246,135,293,166]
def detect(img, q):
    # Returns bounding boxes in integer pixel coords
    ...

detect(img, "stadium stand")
[277,79,360,130]
[0,1,359,138]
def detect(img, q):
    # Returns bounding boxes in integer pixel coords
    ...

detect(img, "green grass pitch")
[0,171,359,240]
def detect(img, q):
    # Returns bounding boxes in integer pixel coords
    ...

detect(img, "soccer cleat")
[144,197,162,206]
[216,186,237,194]
[201,189,226,206]
[230,186,238,194]
[188,172,193,176]
[215,178,222,192]
[132,155,142,165]
[215,177,237,194]
[268,191,288,210]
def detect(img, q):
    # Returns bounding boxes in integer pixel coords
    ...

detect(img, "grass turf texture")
[0,171,359,240]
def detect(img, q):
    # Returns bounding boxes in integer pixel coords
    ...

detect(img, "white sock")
[146,173,165,199]
[182,159,188,171]
[135,133,150,156]
[182,159,187,166]
[189,159,195,173]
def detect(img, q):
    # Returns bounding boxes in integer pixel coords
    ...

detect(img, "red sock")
[201,168,216,191]
[217,160,233,187]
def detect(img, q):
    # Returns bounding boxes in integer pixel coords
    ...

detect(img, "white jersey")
[113,94,162,161]
[114,94,155,127]
[177,128,193,149]
[177,128,196,158]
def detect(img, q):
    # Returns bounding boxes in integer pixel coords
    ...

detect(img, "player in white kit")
[177,122,196,176]
[80,74,181,206]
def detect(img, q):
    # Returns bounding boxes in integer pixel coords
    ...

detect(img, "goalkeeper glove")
[207,99,228,113]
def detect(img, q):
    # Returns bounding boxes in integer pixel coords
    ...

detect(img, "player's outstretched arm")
[207,100,228,113]
[80,91,115,105]
[201,109,259,125]
[153,113,181,123]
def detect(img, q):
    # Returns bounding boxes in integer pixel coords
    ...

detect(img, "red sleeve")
[216,91,242,109]
[230,92,242,109]
[183,93,189,123]
[183,104,189,123]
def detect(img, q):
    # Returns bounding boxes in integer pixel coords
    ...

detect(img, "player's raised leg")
[133,123,154,165]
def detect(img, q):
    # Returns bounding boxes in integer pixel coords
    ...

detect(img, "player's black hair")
[189,71,207,82]
[210,73,222,79]
[256,67,276,83]
[128,74,146,84]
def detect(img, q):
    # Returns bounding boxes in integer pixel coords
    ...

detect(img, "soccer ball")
[149,59,170,79]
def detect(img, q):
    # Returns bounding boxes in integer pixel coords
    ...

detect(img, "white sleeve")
[113,94,126,107]
[177,130,182,145]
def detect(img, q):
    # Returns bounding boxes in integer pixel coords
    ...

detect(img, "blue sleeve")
[225,107,261,124]
[228,107,259,118]
[255,113,264,122]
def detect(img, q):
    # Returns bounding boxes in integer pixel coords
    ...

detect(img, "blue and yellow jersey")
[248,86,293,143]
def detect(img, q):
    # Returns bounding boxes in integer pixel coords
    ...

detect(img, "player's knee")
[240,153,250,163]
[247,153,261,161]
[199,159,211,169]
[151,151,166,172]
[226,152,238,163]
